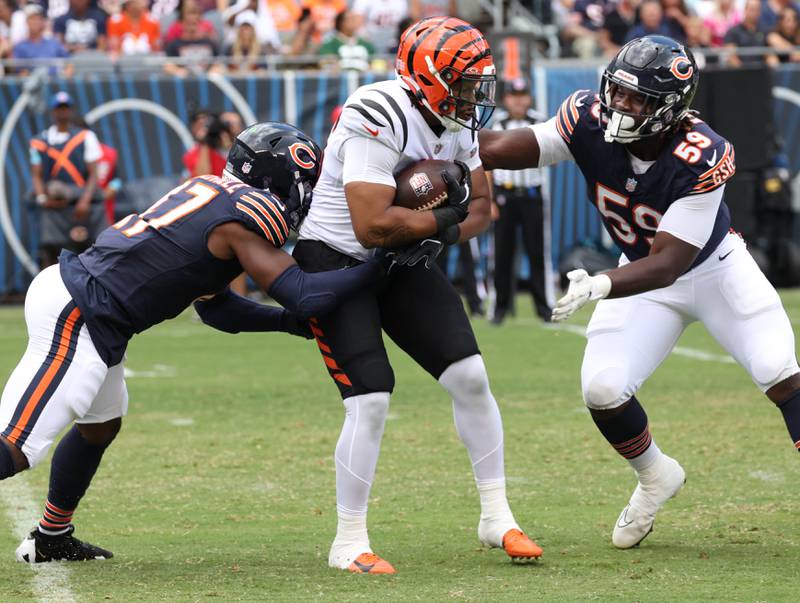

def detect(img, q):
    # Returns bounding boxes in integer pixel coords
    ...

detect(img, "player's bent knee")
[357,392,390,433]
[749,348,800,392]
[439,355,490,399]
[0,436,28,478]
[76,417,122,448]
[582,367,631,410]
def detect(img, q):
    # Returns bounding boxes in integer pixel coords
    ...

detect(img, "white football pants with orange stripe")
[0,265,128,467]
[581,232,800,410]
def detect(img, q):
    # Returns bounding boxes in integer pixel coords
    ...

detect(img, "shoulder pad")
[554,90,599,145]
[232,187,290,247]
[339,87,409,152]
[670,120,735,195]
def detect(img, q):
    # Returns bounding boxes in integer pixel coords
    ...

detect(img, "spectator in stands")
[724,0,780,66]
[409,0,457,19]
[760,0,800,32]
[625,0,674,41]
[352,0,408,55]
[30,92,104,267]
[318,8,375,71]
[267,0,301,43]
[563,0,611,58]
[302,0,346,44]
[163,0,222,75]
[684,16,713,66]
[182,111,233,177]
[13,4,72,75]
[107,0,161,56]
[0,0,28,57]
[600,0,640,56]
[287,6,319,55]
[767,5,800,61]
[226,10,265,70]
[661,0,691,40]
[223,0,281,51]
[74,116,121,224]
[703,0,741,45]
[53,0,108,53]
[164,0,217,44]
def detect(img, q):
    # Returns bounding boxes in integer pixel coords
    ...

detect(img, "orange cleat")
[502,529,543,562]
[347,552,396,574]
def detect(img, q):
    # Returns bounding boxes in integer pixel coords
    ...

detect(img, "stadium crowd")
[0,0,798,75]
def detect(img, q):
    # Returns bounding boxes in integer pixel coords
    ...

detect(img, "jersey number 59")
[595,184,663,247]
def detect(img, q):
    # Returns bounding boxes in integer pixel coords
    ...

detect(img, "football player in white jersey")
[480,35,800,549]
[293,16,542,574]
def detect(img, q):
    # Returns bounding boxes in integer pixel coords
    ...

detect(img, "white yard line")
[0,476,77,603]
[541,322,736,364]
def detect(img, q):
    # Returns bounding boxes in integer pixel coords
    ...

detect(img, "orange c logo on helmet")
[288,142,316,170]
[670,57,693,81]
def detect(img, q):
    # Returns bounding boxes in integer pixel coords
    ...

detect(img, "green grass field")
[0,293,798,602]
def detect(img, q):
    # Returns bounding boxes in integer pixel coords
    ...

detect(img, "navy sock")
[38,426,110,535]
[591,396,653,460]
[0,440,15,480]
[777,390,800,452]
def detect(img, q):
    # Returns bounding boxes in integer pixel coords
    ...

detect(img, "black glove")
[384,224,460,272]
[431,160,472,232]
[279,311,314,339]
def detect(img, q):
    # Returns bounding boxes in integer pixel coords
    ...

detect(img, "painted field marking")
[0,475,77,602]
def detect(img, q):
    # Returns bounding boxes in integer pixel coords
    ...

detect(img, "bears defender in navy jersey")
[480,35,800,552]
[553,89,734,270]
[60,174,292,365]
[0,122,387,566]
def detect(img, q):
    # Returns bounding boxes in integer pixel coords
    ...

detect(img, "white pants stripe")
[0,265,128,467]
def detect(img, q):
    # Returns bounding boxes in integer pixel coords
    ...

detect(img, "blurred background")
[0,0,798,322]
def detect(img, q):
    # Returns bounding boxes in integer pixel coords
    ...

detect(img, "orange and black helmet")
[396,16,496,131]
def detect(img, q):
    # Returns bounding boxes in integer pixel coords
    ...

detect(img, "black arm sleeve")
[194,288,307,336]
[267,260,381,320]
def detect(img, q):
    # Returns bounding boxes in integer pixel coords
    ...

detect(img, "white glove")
[551,269,612,322]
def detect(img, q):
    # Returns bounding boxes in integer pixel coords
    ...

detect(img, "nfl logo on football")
[409,172,434,197]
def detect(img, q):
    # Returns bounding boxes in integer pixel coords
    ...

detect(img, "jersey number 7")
[112,181,219,238]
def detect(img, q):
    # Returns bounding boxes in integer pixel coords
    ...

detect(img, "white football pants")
[0,265,128,467]
[582,233,800,410]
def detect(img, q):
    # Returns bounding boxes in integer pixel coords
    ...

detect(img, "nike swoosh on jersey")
[718,249,734,261]
[706,149,717,167]
[362,123,379,137]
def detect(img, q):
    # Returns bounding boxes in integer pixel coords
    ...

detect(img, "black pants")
[493,186,551,320]
[293,240,480,399]
[436,241,482,313]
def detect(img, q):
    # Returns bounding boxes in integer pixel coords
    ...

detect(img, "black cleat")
[16,525,113,563]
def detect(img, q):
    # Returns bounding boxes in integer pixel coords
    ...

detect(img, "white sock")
[333,392,389,518]
[476,478,516,522]
[333,511,369,548]
[439,355,505,482]
[630,440,663,475]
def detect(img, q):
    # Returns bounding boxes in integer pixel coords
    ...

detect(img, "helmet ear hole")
[438,101,451,113]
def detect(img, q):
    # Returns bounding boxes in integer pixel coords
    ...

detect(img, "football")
[393,159,462,211]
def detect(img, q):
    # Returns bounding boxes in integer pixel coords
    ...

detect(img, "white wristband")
[36,193,47,206]
[590,273,612,300]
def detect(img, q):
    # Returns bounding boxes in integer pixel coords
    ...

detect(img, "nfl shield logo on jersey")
[433,143,443,154]
[409,172,434,197]
[625,178,637,192]
[242,162,252,174]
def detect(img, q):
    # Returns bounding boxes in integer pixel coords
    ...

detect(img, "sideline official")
[489,78,554,324]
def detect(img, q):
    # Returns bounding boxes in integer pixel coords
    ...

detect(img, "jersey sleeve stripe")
[558,103,575,137]
[555,110,572,143]
[697,142,731,179]
[362,98,396,136]
[247,191,290,238]
[236,202,277,245]
[692,144,736,193]
[374,89,409,151]
[568,92,581,123]
[239,195,286,243]
[344,103,387,129]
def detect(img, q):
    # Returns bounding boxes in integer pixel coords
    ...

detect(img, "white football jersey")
[299,79,482,260]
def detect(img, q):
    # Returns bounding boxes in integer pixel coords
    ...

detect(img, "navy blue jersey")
[555,90,735,269]
[60,175,291,366]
